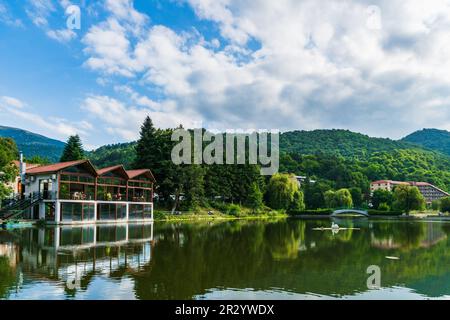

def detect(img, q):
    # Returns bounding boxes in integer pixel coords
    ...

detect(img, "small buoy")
[386,256,400,260]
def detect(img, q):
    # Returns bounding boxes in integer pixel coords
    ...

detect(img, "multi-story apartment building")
[370,180,450,204]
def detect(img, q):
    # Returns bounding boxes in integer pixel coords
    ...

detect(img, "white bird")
[331,222,340,229]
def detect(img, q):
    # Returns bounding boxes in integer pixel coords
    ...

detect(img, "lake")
[1,218,450,300]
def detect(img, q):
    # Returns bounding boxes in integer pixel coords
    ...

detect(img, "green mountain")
[281,129,418,160]
[4,125,450,192]
[0,126,65,162]
[402,129,450,156]
[88,142,137,168]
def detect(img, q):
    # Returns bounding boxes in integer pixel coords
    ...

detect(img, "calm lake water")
[1,218,450,300]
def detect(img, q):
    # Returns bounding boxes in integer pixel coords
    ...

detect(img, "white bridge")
[331,209,369,217]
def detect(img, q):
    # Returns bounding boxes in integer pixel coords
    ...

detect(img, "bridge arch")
[331,209,369,217]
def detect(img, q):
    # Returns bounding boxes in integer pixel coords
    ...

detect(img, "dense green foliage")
[5,124,450,213]
[0,126,64,162]
[89,142,136,168]
[392,185,426,214]
[371,189,394,210]
[439,197,450,213]
[60,135,85,162]
[0,137,19,200]
[281,129,416,159]
[324,188,353,208]
[403,128,450,156]
[266,174,304,210]
[133,117,266,212]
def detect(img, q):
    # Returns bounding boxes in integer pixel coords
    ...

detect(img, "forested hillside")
[403,129,450,156]
[0,126,64,162]
[88,142,136,168]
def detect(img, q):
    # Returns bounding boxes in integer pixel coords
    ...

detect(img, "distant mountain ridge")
[402,128,450,156]
[0,126,65,162]
[3,124,450,169]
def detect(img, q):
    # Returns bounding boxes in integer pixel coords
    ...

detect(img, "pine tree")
[134,116,160,169]
[60,135,85,162]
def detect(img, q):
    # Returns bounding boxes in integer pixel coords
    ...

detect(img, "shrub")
[368,210,403,216]
[378,202,390,211]
[431,200,441,211]
[226,204,241,216]
[288,209,333,216]
[440,197,450,213]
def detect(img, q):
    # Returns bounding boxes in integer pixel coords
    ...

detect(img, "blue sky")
[1,0,450,149]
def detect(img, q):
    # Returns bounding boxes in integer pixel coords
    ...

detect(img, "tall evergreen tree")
[60,135,85,162]
[134,116,161,169]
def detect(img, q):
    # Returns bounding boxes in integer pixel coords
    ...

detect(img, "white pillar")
[54,227,60,250]
[55,201,61,224]
[126,202,130,221]
[94,201,98,223]
[39,202,46,220]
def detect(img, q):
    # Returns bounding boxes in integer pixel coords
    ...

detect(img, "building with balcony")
[20,159,155,224]
[370,180,449,204]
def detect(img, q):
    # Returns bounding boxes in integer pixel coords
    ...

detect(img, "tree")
[247,182,264,212]
[304,181,332,209]
[324,188,353,208]
[60,135,85,162]
[371,189,393,209]
[440,197,450,213]
[335,189,353,208]
[392,185,426,214]
[0,138,19,201]
[266,174,299,210]
[349,187,363,207]
[324,190,337,208]
[289,190,305,212]
[431,199,441,211]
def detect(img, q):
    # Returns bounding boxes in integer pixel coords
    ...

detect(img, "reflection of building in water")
[371,222,447,249]
[11,224,154,288]
[0,243,19,268]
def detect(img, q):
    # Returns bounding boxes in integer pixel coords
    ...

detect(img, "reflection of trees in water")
[372,221,427,250]
[0,256,17,299]
[2,220,450,299]
[132,219,450,299]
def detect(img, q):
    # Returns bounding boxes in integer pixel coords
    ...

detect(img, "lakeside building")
[6,160,41,195]
[370,180,450,204]
[295,176,316,188]
[2,159,155,225]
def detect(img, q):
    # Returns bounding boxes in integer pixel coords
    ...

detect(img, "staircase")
[0,192,43,221]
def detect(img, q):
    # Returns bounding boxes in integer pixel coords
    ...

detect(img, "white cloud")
[81,95,201,140]
[25,0,78,43]
[0,1,24,27]
[0,95,92,140]
[0,96,26,109]
[80,0,450,139]
[25,0,55,27]
[46,28,76,43]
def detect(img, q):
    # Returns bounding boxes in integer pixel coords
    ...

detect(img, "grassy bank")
[153,205,288,222]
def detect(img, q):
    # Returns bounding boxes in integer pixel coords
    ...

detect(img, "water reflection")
[1,219,450,300]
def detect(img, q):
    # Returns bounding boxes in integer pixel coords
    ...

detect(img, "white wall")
[25,174,58,196]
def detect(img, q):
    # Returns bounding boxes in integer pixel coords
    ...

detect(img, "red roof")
[371,180,408,185]
[12,160,41,170]
[25,159,156,182]
[97,165,129,178]
[27,160,92,175]
[127,169,156,181]
[97,165,124,175]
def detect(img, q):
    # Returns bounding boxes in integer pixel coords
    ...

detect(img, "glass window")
[117,204,127,220]
[83,204,95,221]
[129,204,143,220]
[143,205,152,219]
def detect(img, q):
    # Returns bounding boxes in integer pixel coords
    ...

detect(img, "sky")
[1,0,450,149]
